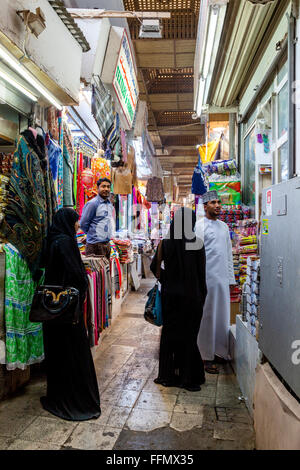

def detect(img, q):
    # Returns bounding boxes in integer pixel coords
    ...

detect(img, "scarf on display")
[0,130,57,280]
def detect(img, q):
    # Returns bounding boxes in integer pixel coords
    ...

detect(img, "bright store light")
[196,77,206,116]
[0,69,37,101]
[202,7,219,78]
[0,44,62,110]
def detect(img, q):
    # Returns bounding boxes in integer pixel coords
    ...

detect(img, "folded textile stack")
[230,285,241,303]
[76,230,87,254]
[113,239,133,264]
[109,240,119,259]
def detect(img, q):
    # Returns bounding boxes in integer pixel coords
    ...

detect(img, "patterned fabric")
[63,143,74,207]
[46,136,61,197]
[4,244,44,370]
[146,177,165,202]
[92,76,114,139]
[0,134,57,279]
[92,157,111,183]
[57,113,64,209]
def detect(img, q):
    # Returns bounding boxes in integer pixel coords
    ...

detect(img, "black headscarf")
[152,207,206,299]
[48,208,79,241]
[44,208,88,296]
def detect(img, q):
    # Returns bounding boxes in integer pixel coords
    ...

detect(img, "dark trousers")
[85,242,110,259]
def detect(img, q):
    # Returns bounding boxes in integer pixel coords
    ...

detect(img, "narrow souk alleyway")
[0,279,255,451]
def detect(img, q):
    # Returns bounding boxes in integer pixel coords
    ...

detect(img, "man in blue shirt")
[80,178,114,258]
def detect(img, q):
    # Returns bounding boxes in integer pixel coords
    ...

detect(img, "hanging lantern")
[81,168,94,188]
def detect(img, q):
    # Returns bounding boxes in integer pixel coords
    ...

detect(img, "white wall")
[0,0,83,102]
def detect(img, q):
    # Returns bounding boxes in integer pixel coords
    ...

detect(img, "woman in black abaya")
[40,208,101,421]
[150,207,207,391]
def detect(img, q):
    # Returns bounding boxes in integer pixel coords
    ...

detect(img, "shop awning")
[206,0,289,108]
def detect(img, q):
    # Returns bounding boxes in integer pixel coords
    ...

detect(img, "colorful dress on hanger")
[0,130,57,279]
[4,244,44,370]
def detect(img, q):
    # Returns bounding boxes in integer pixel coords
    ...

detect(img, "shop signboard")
[113,30,139,128]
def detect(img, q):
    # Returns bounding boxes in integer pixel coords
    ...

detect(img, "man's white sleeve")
[226,228,236,285]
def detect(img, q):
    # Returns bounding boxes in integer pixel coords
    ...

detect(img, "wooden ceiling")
[123,0,203,199]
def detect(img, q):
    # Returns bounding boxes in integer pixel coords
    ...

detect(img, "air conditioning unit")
[139,19,162,39]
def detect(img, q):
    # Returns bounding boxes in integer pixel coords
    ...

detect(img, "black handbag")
[29,285,81,325]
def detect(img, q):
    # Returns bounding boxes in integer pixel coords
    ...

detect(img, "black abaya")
[150,208,207,388]
[41,208,101,421]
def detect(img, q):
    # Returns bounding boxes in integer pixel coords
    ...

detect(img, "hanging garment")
[146,177,164,202]
[91,76,115,139]
[41,209,100,421]
[91,156,111,184]
[191,155,207,196]
[195,218,235,361]
[127,146,138,187]
[57,112,64,209]
[0,131,57,279]
[150,208,207,388]
[63,143,74,207]
[198,139,221,164]
[112,165,133,194]
[3,244,44,370]
[46,135,61,196]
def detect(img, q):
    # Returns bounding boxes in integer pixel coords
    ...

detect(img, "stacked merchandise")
[236,220,258,287]
[82,256,112,347]
[203,159,242,206]
[241,257,260,340]
[219,205,250,237]
[113,239,133,264]
[76,230,87,254]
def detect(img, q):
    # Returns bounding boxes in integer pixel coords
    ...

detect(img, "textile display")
[57,112,64,209]
[82,256,112,346]
[45,134,61,197]
[3,244,44,370]
[146,177,164,202]
[63,143,74,207]
[0,131,57,279]
[111,257,122,299]
[113,239,132,264]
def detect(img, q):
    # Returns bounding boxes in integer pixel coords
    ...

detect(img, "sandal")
[204,363,219,374]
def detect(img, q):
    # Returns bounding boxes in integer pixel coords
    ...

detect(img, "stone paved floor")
[0,279,255,450]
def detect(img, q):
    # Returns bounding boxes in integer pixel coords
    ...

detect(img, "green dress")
[4,244,44,370]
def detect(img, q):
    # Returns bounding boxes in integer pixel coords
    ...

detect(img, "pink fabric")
[93,273,98,346]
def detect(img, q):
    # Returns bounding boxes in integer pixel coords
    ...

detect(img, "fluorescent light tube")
[196,78,206,116]
[203,7,219,78]
[0,69,37,101]
[0,44,62,110]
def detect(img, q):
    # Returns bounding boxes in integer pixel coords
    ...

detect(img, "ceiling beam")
[68,9,171,19]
